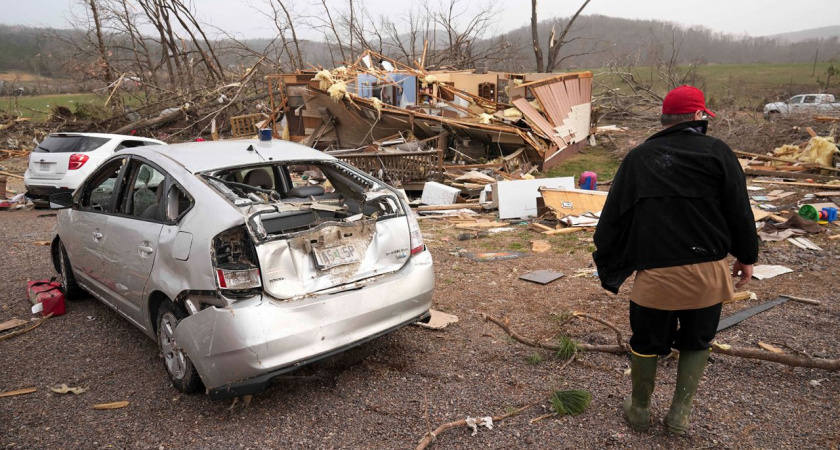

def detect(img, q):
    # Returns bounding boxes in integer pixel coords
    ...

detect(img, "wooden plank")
[744,168,839,182]
[528,222,555,233]
[0,318,27,332]
[752,180,840,189]
[815,191,840,197]
[543,227,587,235]
[0,387,36,398]
[416,204,482,211]
[805,127,818,137]
[0,171,24,180]
[781,294,822,305]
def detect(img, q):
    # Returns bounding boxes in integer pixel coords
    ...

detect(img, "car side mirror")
[49,191,74,209]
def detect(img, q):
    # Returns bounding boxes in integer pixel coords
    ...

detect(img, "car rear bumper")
[25,184,73,198]
[173,251,435,400]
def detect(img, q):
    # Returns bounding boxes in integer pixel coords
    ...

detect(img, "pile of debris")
[268,50,594,188]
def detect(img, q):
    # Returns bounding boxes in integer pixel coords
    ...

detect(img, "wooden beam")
[752,179,840,189]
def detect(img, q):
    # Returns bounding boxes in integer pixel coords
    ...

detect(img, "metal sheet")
[519,270,565,285]
[717,297,788,331]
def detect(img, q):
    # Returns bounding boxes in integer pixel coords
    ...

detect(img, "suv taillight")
[68,154,89,170]
[405,203,425,255]
[211,226,262,291]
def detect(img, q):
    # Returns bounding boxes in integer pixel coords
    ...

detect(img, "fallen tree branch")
[482,313,840,370]
[416,402,537,450]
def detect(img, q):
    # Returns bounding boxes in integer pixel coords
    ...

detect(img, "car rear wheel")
[157,300,203,393]
[58,241,83,300]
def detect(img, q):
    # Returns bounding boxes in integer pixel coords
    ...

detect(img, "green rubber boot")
[623,353,658,431]
[664,349,711,435]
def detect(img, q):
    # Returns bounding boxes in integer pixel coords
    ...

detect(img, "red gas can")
[27,280,66,317]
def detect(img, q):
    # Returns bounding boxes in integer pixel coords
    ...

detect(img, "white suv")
[25,132,165,204]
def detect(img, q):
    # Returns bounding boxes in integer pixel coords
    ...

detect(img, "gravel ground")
[1,172,839,449]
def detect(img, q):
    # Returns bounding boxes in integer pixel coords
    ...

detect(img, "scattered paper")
[751,265,793,280]
[530,240,552,253]
[50,384,87,395]
[416,309,459,330]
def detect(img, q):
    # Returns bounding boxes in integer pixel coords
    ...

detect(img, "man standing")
[592,85,759,434]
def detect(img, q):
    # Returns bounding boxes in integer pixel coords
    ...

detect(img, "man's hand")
[732,260,754,288]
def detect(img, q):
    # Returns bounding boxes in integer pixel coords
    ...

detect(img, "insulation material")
[313,70,335,90]
[421,74,438,88]
[327,81,349,102]
[503,107,522,117]
[799,136,839,167]
[479,113,493,124]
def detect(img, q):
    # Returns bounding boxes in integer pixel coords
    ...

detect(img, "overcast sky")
[0,0,836,39]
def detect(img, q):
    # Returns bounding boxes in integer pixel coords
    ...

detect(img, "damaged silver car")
[49,140,434,399]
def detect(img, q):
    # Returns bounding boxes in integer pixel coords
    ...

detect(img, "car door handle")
[139,245,154,254]
[92,231,103,241]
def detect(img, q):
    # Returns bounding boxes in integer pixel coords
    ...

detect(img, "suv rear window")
[33,135,110,153]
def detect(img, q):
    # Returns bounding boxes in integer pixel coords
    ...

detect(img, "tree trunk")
[530,0,544,73]
[89,0,113,83]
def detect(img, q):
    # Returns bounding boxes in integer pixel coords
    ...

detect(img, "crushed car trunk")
[204,160,413,300]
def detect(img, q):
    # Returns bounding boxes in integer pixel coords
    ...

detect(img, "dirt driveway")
[1,206,839,449]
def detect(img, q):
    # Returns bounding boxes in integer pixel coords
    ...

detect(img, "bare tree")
[530,0,591,73]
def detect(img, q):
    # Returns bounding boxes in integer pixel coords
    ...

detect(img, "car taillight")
[68,154,89,170]
[211,226,262,291]
[405,203,425,255]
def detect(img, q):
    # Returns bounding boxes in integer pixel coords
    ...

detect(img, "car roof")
[133,139,336,173]
[48,132,164,143]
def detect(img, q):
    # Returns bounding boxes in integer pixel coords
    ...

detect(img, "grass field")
[0,93,104,121]
[542,145,620,182]
[592,62,839,110]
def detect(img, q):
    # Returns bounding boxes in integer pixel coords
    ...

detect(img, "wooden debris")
[542,227,588,236]
[805,127,818,138]
[0,171,24,180]
[33,241,51,246]
[454,220,508,229]
[829,235,840,241]
[727,291,756,304]
[416,204,482,211]
[0,387,37,398]
[0,318,27,333]
[93,401,130,410]
[758,342,784,354]
[787,237,822,251]
[528,222,555,233]
[50,384,87,395]
[781,295,822,305]
[752,180,840,189]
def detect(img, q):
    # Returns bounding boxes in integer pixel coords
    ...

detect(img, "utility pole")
[812,47,819,77]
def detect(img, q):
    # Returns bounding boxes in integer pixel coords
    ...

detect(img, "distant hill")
[766,26,840,43]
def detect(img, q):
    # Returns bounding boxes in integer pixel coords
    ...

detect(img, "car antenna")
[247,144,265,161]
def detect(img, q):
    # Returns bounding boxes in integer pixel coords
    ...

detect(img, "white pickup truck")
[764,94,840,119]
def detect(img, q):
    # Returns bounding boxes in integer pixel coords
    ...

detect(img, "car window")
[79,158,127,212]
[789,96,803,104]
[114,140,151,152]
[165,183,193,222]
[120,160,167,220]
[33,135,110,153]
[803,95,816,104]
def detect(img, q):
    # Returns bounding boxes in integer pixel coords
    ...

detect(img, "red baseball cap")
[662,85,715,118]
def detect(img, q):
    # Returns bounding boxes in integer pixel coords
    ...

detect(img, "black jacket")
[592,121,759,294]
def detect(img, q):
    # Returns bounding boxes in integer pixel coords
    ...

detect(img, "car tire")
[157,300,203,394]
[58,241,84,300]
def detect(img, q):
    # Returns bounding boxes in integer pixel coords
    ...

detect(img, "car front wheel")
[58,241,83,300]
[157,300,203,393]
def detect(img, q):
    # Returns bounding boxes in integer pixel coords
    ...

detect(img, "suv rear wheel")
[157,300,203,393]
